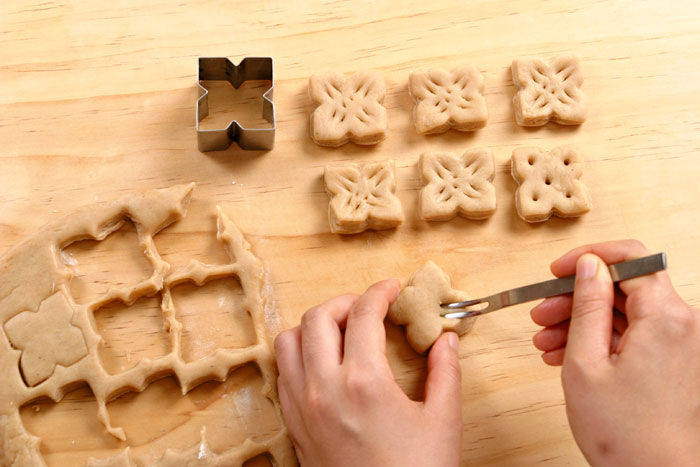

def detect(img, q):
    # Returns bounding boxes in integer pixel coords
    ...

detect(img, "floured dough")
[511,145,592,222]
[388,262,475,354]
[324,160,404,234]
[309,71,388,146]
[0,184,295,466]
[511,54,586,126]
[420,150,497,221]
[409,66,488,134]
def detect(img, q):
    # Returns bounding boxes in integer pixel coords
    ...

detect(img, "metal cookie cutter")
[196,56,275,151]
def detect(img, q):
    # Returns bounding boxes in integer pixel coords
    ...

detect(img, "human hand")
[274,279,462,467]
[531,240,700,466]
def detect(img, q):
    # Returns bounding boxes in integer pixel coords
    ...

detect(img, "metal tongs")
[441,253,667,319]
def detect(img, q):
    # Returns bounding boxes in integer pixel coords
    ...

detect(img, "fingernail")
[448,332,459,350]
[576,254,598,280]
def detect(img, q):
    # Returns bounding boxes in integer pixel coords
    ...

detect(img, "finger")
[344,279,400,365]
[532,321,569,352]
[612,310,628,335]
[275,327,305,394]
[550,239,652,277]
[530,295,573,327]
[424,332,462,421]
[610,330,622,354]
[565,254,614,365]
[301,294,359,380]
[542,348,565,366]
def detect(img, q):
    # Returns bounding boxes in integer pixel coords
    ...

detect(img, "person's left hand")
[274,279,463,467]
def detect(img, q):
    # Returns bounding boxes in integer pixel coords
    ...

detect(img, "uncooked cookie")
[0,184,294,466]
[420,149,497,221]
[511,145,592,222]
[511,54,586,126]
[409,66,488,134]
[388,261,475,354]
[324,160,404,234]
[309,71,388,146]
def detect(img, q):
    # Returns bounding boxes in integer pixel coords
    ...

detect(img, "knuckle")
[344,369,377,400]
[301,307,323,328]
[274,329,293,353]
[304,384,330,417]
[572,294,608,318]
[351,302,380,320]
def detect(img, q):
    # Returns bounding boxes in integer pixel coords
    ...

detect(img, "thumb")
[566,253,614,365]
[424,332,462,418]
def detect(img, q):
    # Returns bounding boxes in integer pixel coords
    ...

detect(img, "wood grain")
[2,0,700,465]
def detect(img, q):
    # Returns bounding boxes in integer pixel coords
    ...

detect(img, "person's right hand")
[530,240,700,466]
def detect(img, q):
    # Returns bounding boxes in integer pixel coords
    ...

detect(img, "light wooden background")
[2,0,700,465]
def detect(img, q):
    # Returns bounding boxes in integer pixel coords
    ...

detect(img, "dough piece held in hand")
[388,261,475,354]
[420,149,497,221]
[409,66,488,134]
[324,160,404,234]
[511,145,592,222]
[512,54,586,126]
[309,71,388,146]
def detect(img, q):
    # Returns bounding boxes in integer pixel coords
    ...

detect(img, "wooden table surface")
[2,0,700,465]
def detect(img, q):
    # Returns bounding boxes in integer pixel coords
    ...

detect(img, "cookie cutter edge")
[196,56,275,151]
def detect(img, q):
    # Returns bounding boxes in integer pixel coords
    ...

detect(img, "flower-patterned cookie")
[388,261,475,354]
[420,150,496,221]
[324,160,404,234]
[512,55,586,126]
[511,145,592,222]
[409,66,488,134]
[309,71,388,147]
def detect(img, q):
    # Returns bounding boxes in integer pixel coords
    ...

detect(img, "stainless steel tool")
[196,56,275,151]
[441,253,667,319]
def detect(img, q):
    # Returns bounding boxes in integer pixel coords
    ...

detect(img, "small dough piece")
[409,66,488,134]
[512,54,586,126]
[324,160,404,234]
[309,71,388,146]
[388,262,475,354]
[420,149,497,221]
[511,145,592,222]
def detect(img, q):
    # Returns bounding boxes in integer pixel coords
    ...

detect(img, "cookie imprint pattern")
[324,160,404,234]
[511,145,592,222]
[309,71,388,146]
[409,66,488,134]
[420,150,497,221]
[511,55,586,126]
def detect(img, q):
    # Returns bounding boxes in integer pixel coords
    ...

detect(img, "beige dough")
[511,54,586,126]
[0,184,294,466]
[409,66,488,134]
[388,262,475,354]
[420,150,497,221]
[324,160,404,234]
[511,145,592,222]
[309,70,388,146]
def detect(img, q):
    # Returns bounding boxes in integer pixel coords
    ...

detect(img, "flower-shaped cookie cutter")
[511,145,592,222]
[511,54,586,126]
[196,57,275,151]
[420,149,497,221]
[409,66,488,134]
[309,71,388,147]
[324,160,404,234]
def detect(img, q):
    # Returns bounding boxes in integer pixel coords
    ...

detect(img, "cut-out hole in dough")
[63,220,153,306]
[243,453,274,467]
[171,277,256,363]
[93,294,170,376]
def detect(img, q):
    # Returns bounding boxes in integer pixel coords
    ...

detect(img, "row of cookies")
[309,54,586,146]
[323,145,591,233]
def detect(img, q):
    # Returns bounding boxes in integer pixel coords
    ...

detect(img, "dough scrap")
[511,145,592,222]
[309,71,388,146]
[324,160,404,234]
[511,54,586,126]
[388,262,475,354]
[420,150,497,221]
[0,183,295,466]
[409,66,488,134]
